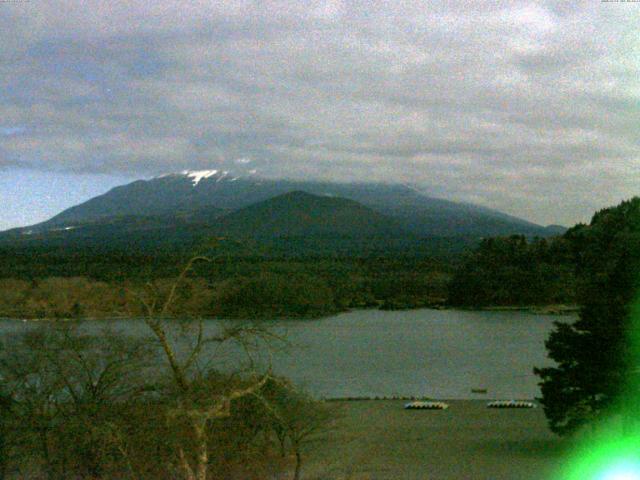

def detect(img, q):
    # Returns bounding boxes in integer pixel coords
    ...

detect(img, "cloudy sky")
[1,0,639,230]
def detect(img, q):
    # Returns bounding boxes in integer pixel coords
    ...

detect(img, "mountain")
[0,169,567,259]
[0,194,415,260]
[10,169,559,238]
[212,191,401,239]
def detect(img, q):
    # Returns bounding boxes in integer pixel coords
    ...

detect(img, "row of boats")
[404,400,536,410]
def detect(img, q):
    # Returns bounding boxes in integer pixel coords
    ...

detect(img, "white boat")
[404,401,449,410]
[486,400,535,409]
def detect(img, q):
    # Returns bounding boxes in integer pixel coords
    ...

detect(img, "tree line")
[447,231,581,307]
[0,258,451,320]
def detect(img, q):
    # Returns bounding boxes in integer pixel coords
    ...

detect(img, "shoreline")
[323,396,538,402]
[0,303,580,322]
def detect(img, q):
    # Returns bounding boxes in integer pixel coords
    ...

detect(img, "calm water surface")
[0,309,569,400]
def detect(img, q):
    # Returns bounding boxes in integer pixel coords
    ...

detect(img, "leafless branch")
[160,256,210,318]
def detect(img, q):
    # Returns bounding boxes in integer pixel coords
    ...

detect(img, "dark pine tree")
[535,198,640,435]
[0,389,12,480]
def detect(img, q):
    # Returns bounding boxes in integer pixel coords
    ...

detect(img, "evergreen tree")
[0,389,12,480]
[535,198,640,435]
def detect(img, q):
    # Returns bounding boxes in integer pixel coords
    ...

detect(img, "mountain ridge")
[6,170,563,237]
[0,171,567,257]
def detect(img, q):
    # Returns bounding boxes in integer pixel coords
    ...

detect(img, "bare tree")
[0,256,296,479]
[126,256,281,480]
[258,378,336,480]
[0,323,153,479]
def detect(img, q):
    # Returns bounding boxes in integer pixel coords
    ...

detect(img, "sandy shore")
[303,400,574,480]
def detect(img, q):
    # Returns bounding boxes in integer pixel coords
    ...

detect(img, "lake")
[0,308,570,400]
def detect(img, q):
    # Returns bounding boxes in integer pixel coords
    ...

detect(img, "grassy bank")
[303,400,573,480]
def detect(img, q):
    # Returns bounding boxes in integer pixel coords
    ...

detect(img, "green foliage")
[212,272,337,318]
[0,387,11,480]
[535,197,640,435]
[448,234,577,307]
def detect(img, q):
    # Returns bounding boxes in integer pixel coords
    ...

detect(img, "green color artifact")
[558,297,640,480]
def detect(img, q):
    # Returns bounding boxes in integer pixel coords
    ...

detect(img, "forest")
[447,233,580,308]
[449,199,640,309]
[3,198,640,320]
[0,231,591,320]
[0,255,451,320]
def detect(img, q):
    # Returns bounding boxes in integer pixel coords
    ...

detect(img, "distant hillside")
[213,191,401,239]
[0,192,407,255]
[8,170,560,238]
[542,225,568,236]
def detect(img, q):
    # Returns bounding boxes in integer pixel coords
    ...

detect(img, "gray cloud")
[0,0,639,225]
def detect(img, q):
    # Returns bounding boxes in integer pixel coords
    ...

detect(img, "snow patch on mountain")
[182,169,219,186]
[216,171,230,182]
[154,167,260,186]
